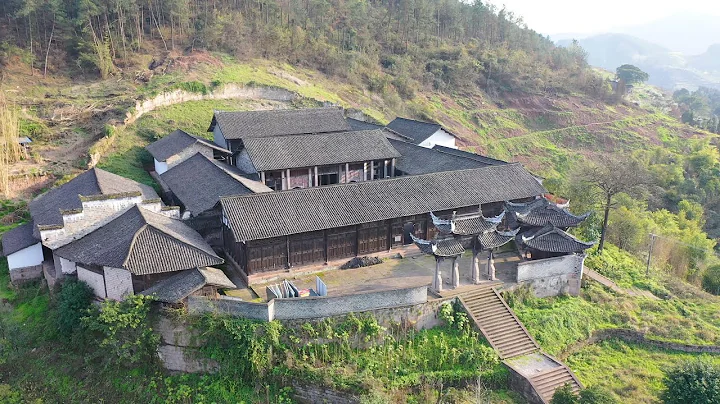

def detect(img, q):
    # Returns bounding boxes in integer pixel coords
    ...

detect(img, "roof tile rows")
[1,222,38,256]
[520,224,595,253]
[432,145,508,166]
[210,108,351,139]
[160,153,271,216]
[243,129,401,172]
[28,167,158,232]
[389,139,488,175]
[146,129,229,162]
[141,267,235,303]
[221,164,546,241]
[55,205,222,275]
[386,117,451,144]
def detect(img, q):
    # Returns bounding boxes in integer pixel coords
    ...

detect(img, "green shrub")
[662,359,720,404]
[551,383,577,404]
[702,265,720,295]
[579,385,617,403]
[56,279,94,336]
[82,294,160,368]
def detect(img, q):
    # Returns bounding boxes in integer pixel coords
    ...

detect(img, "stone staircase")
[457,284,539,358]
[450,284,583,403]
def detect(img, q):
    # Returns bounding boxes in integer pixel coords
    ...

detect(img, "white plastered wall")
[154,158,169,175]
[418,129,457,149]
[77,266,106,299]
[103,266,134,300]
[6,242,43,270]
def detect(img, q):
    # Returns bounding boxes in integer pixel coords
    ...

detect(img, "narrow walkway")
[450,285,583,403]
[583,266,659,300]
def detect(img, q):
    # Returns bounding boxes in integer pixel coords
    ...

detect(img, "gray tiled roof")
[54,205,223,275]
[209,108,351,140]
[389,139,487,175]
[160,153,271,216]
[243,129,401,172]
[432,145,508,166]
[29,168,158,231]
[520,225,595,253]
[146,129,229,162]
[410,234,465,257]
[221,164,546,241]
[431,211,504,236]
[507,198,590,228]
[140,267,235,303]
[387,117,457,144]
[347,117,383,131]
[478,229,519,249]
[1,222,38,256]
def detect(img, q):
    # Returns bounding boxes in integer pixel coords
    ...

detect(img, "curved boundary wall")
[187,285,429,321]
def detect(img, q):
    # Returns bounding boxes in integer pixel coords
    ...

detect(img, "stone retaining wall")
[9,264,43,284]
[516,254,584,297]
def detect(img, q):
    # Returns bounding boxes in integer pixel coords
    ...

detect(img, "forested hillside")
[0,0,602,97]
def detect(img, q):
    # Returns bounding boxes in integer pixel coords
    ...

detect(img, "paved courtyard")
[226,250,522,301]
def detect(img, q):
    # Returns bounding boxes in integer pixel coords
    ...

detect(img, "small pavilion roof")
[520,225,595,253]
[516,205,590,228]
[410,234,465,257]
[430,211,504,236]
[478,228,519,250]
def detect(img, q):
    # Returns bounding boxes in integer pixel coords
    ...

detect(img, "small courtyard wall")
[188,285,430,322]
[77,266,106,298]
[516,254,584,297]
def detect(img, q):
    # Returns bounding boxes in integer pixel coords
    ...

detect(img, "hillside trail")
[583,266,660,300]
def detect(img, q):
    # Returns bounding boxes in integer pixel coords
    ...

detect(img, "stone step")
[531,366,567,381]
[481,319,522,333]
[499,344,538,358]
[534,371,573,388]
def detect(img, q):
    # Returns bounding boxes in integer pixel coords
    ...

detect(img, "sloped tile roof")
[347,117,383,131]
[141,267,236,303]
[430,211,504,236]
[160,153,271,216]
[146,129,229,162]
[520,224,595,253]
[389,139,487,175]
[510,198,590,228]
[387,117,458,144]
[478,229,519,249]
[1,222,38,256]
[54,206,223,275]
[209,108,351,139]
[221,164,546,241]
[243,129,401,171]
[410,234,465,257]
[432,145,508,166]
[29,167,158,231]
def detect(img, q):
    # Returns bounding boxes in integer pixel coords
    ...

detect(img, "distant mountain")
[615,12,720,55]
[558,34,720,90]
[690,44,720,72]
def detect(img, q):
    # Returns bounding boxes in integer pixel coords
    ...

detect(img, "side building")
[219,164,545,283]
[387,117,459,149]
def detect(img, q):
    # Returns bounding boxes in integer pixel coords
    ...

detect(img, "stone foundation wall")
[9,264,43,284]
[291,383,360,404]
[504,364,544,404]
[516,254,584,297]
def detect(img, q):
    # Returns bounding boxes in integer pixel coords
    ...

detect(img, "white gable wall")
[6,242,43,270]
[154,158,169,175]
[77,266,106,299]
[104,266,134,300]
[418,129,457,149]
[56,255,77,274]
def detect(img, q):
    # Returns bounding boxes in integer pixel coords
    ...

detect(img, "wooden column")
[345,163,350,183]
[452,257,460,289]
[472,248,481,284]
[339,164,343,183]
[383,160,388,178]
[363,162,368,181]
[308,168,313,187]
[314,166,319,186]
[286,169,291,189]
[260,171,266,184]
[370,161,375,180]
[433,258,443,292]
[281,171,287,190]
[390,158,396,177]
[488,250,496,281]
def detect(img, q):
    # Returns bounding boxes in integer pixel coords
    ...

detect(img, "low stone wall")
[188,295,273,321]
[189,286,428,322]
[561,328,720,359]
[504,364,544,404]
[273,286,428,320]
[9,264,43,284]
[516,254,584,297]
[292,383,360,404]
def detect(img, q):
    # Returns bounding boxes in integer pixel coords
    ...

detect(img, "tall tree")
[616,64,649,85]
[577,156,650,253]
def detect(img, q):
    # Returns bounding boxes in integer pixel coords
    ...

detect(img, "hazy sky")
[486,0,720,35]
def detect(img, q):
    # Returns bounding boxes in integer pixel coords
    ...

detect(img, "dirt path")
[584,266,660,300]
